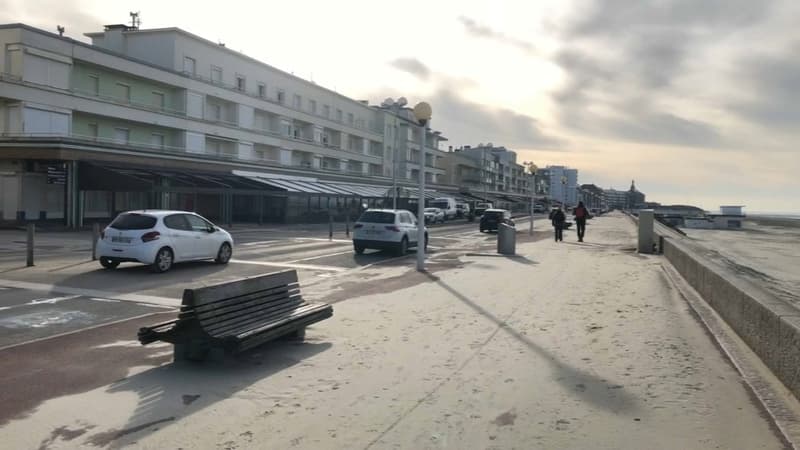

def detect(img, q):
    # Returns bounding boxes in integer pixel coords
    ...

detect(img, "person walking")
[551,207,566,242]
[573,201,589,242]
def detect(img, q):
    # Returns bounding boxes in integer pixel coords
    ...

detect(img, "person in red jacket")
[573,201,590,242]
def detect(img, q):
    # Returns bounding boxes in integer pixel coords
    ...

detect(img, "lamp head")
[413,102,432,125]
[397,97,408,106]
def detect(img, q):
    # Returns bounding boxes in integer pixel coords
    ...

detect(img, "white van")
[430,197,458,220]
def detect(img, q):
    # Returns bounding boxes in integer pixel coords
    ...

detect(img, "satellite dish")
[397,97,408,106]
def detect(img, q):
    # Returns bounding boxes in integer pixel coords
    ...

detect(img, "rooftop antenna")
[56,25,65,36]
[129,11,140,30]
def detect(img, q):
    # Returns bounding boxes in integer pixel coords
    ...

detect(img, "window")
[336,109,343,122]
[236,74,245,91]
[151,133,165,148]
[258,83,266,98]
[347,113,354,126]
[151,91,165,109]
[164,214,190,230]
[309,99,317,114]
[185,214,212,232]
[293,94,301,109]
[323,104,330,118]
[116,82,130,102]
[88,74,99,95]
[183,56,196,75]
[110,213,157,230]
[211,66,222,84]
[87,123,98,139]
[211,104,221,121]
[113,128,130,145]
[277,89,285,104]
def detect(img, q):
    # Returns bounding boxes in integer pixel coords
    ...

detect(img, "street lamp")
[561,175,567,209]
[413,101,432,272]
[381,97,407,210]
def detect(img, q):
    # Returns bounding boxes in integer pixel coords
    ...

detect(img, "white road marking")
[429,236,466,241]
[230,259,345,272]
[0,279,178,307]
[90,297,121,303]
[286,250,354,263]
[28,295,81,305]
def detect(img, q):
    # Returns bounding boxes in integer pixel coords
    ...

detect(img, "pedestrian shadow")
[77,339,331,449]
[425,273,640,414]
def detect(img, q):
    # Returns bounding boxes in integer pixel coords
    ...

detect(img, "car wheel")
[354,244,365,254]
[99,257,119,269]
[396,237,408,256]
[151,247,174,273]
[215,242,232,264]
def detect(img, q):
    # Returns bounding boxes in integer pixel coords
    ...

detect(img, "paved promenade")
[0,214,790,449]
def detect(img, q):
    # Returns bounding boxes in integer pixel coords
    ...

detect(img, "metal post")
[345,213,350,237]
[417,122,427,271]
[26,223,34,267]
[328,209,333,241]
[529,191,534,236]
[391,105,399,210]
[92,222,99,260]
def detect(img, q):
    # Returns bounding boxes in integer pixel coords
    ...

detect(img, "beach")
[681,215,800,306]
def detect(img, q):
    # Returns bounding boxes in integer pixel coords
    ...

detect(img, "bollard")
[328,211,333,241]
[26,223,34,267]
[92,222,100,260]
[497,223,516,255]
[345,214,350,237]
[638,209,654,254]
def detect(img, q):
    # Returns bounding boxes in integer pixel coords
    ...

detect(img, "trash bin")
[497,223,516,255]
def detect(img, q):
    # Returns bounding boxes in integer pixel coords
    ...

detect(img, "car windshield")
[484,211,503,219]
[357,211,395,224]
[430,202,448,209]
[424,208,439,213]
[109,213,157,230]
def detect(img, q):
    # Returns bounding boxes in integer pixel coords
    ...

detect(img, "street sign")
[46,165,66,185]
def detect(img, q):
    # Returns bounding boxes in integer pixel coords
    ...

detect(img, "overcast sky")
[3,0,799,213]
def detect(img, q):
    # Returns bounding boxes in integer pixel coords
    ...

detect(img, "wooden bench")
[138,269,333,361]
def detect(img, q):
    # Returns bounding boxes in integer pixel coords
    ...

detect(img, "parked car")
[479,208,515,233]
[533,204,546,214]
[455,202,471,218]
[429,197,458,220]
[96,210,234,273]
[423,207,445,224]
[352,209,428,255]
[474,202,493,216]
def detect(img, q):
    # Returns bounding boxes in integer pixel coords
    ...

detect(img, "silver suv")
[352,209,428,255]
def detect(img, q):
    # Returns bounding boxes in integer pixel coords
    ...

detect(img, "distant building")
[628,180,646,209]
[578,184,606,210]
[546,165,578,207]
[604,188,628,210]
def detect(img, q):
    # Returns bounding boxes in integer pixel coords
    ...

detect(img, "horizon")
[2,0,798,212]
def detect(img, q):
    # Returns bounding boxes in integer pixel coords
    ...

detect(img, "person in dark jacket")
[573,201,589,242]
[551,207,566,242]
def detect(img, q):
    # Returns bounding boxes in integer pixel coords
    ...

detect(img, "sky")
[3,0,799,213]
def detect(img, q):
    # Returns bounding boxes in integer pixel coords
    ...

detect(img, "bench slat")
[183,270,298,308]
[237,307,333,352]
[190,283,299,313]
[202,296,308,337]
[191,288,300,320]
[198,296,304,333]
[235,304,332,343]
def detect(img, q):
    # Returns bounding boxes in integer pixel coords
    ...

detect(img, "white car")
[352,209,427,255]
[423,207,445,224]
[96,210,234,273]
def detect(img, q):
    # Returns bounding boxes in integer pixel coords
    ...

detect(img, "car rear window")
[109,213,157,230]
[430,201,449,209]
[484,211,503,219]
[358,211,395,224]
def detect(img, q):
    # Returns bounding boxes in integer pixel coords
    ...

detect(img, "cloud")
[428,88,564,150]
[0,0,102,40]
[549,0,783,148]
[390,58,431,80]
[458,16,536,54]
[728,45,800,129]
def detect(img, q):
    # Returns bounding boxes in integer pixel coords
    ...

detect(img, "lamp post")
[561,175,567,209]
[413,102,432,272]
[527,164,537,236]
[381,97,407,209]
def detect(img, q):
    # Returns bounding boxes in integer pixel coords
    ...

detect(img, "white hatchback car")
[352,209,427,255]
[423,207,445,224]
[96,210,234,273]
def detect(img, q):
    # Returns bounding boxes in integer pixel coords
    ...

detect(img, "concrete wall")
[659,227,800,400]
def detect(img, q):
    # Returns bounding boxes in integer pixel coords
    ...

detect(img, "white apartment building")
[0,23,449,226]
[546,165,578,207]
[443,144,532,210]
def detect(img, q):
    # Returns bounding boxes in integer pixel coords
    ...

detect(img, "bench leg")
[174,341,212,362]
[280,327,306,341]
[208,347,226,363]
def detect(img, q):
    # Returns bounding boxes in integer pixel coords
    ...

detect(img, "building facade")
[545,165,578,207]
[0,23,451,226]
